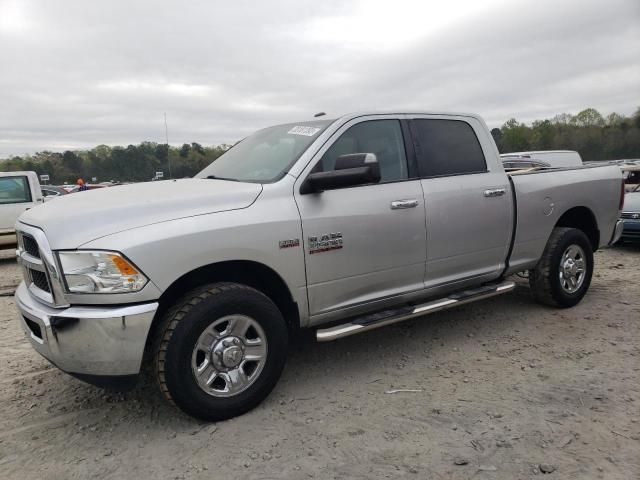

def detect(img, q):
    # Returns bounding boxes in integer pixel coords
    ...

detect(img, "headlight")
[57,251,148,294]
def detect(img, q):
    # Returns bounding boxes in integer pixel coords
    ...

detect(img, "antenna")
[314,112,326,118]
[164,112,173,179]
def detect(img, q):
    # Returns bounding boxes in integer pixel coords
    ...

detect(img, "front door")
[295,117,427,318]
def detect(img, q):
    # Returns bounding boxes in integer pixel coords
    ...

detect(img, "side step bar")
[316,280,515,342]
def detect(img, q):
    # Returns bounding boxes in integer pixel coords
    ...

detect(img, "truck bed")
[505,164,622,275]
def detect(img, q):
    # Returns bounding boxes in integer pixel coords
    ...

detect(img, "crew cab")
[0,171,44,248]
[14,112,624,420]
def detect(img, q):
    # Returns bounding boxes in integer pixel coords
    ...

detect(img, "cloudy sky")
[0,0,638,156]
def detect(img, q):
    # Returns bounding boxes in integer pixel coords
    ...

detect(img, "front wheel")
[154,282,288,421]
[529,227,594,308]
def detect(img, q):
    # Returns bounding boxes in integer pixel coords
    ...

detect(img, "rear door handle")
[483,188,506,198]
[390,199,419,209]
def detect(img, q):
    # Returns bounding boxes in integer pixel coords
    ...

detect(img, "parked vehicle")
[14,112,624,420]
[501,150,583,168]
[620,184,640,242]
[41,185,68,200]
[0,171,44,248]
[501,157,551,172]
[621,164,640,192]
[61,185,79,194]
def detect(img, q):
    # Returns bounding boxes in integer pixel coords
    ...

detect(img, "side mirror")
[301,153,381,194]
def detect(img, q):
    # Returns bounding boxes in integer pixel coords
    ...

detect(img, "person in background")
[77,178,88,192]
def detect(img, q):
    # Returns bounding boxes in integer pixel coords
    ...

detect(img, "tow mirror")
[301,153,381,194]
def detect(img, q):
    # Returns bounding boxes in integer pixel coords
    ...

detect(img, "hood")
[624,191,640,212]
[19,178,262,249]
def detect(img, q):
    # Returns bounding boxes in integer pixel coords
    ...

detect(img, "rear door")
[295,116,427,319]
[409,116,513,288]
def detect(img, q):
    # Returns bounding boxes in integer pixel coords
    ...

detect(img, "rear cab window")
[0,176,32,204]
[410,119,487,178]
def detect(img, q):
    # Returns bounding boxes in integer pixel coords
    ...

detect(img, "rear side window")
[0,176,31,204]
[412,119,487,177]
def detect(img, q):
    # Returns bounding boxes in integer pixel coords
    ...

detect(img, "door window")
[315,120,409,183]
[0,176,32,204]
[412,119,487,177]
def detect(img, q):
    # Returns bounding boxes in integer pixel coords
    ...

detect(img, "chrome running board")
[316,280,515,342]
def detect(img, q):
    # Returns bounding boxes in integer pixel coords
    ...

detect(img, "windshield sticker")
[287,126,321,137]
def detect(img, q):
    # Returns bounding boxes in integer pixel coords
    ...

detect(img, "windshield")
[197,120,333,182]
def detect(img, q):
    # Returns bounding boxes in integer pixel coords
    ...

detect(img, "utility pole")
[164,112,173,179]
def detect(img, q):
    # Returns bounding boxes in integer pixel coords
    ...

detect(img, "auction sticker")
[288,126,321,136]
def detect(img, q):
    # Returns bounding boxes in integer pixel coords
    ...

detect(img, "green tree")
[572,108,605,127]
[530,120,554,150]
[179,143,191,158]
[62,151,83,178]
[501,118,530,152]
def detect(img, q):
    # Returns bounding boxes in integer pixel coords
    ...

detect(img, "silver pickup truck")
[14,112,624,420]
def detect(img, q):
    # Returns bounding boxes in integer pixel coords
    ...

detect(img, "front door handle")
[390,199,419,210]
[483,188,506,198]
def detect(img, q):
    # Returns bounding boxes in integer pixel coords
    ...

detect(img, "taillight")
[619,180,625,210]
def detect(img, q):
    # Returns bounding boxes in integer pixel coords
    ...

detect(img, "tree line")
[1,107,639,184]
[0,142,231,184]
[491,108,640,161]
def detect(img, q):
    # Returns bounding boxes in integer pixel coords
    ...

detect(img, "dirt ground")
[0,246,638,480]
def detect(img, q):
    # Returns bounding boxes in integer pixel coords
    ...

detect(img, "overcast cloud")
[0,0,638,156]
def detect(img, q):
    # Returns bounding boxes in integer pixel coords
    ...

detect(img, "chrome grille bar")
[16,224,69,308]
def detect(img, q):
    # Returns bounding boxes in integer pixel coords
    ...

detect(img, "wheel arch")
[145,260,300,356]
[555,206,599,251]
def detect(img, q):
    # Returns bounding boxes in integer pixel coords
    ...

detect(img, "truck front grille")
[16,227,61,305]
[621,212,640,220]
[21,234,40,258]
[29,269,51,293]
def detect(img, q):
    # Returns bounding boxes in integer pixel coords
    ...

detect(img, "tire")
[154,282,288,421]
[529,227,594,308]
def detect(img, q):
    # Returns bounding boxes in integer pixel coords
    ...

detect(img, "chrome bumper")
[15,282,158,376]
[610,219,624,245]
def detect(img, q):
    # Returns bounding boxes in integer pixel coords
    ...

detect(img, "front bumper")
[15,282,158,378]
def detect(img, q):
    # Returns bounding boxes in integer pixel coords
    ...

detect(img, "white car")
[501,150,583,168]
[0,171,44,248]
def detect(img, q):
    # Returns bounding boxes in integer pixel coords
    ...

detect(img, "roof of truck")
[338,111,483,119]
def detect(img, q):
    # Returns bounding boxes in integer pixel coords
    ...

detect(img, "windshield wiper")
[206,175,240,182]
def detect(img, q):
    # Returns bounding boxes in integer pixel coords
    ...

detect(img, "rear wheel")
[154,282,288,421]
[529,227,594,308]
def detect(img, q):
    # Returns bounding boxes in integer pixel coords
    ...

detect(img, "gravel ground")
[0,246,638,479]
